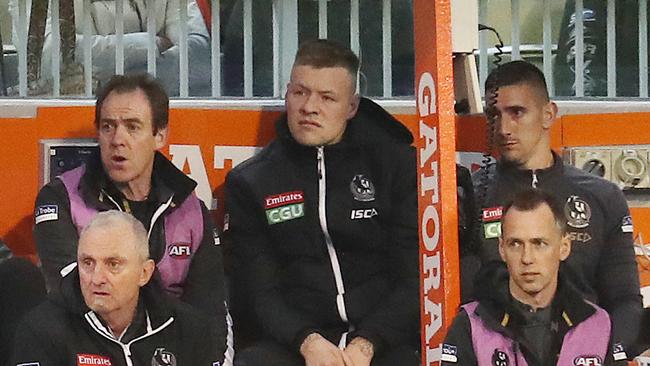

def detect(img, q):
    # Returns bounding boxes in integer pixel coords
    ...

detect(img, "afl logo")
[564,195,591,229]
[573,355,602,366]
[169,243,191,258]
[350,174,375,202]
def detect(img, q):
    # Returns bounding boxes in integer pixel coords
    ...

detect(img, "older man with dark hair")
[13,211,226,365]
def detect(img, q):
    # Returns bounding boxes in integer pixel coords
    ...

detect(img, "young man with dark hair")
[33,74,232,361]
[473,60,642,354]
[445,189,628,366]
[224,39,419,366]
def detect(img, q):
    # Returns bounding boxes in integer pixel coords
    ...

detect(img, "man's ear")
[559,233,571,261]
[139,259,155,287]
[541,101,558,130]
[347,94,360,120]
[498,236,506,262]
[155,127,168,150]
[285,83,291,99]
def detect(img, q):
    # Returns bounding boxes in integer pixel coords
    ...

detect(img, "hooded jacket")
[11,267,226,366]
[472,153,642,350]
[442,262,629,366]
[224,97,419,355]
[34,152,227,324]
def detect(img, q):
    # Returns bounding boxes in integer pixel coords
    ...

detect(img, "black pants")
[234,341,420,366]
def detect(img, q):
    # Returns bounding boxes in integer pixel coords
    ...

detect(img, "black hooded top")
[224,97,419,354]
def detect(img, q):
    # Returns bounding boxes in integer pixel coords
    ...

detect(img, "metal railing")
[2,0,413,99]
[479,0,650,98]
[5,0,650,100]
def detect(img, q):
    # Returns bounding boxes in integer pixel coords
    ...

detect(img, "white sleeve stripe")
[222,304,235,366]
[60,262,77,277]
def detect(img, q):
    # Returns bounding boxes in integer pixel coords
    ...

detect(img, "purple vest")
[462,301,610,366]
[59,165,204,298]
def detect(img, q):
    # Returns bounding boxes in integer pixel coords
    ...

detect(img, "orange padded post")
[414,1,460,365]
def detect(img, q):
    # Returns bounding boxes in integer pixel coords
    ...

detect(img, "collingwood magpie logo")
[350,174,375,202]
[564,195,591,229]
[151,348,176,366]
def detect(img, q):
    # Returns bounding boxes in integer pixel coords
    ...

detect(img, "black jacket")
[472,153,642,351]
[443,262,629,366]
[11,268,225,366]
[224,97,419,355]
[34,152,227,320]
[0,257,46,366]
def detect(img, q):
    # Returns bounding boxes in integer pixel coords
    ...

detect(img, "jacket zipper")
[85,310,175,366]
[316,147,350,331]
[531,171,539,188]
[101,189,123,212]
[100,189,174,240]
[148,196,174,239]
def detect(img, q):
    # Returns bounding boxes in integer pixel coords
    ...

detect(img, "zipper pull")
[317,147,324,179]
[122,199,131,214]
[123,344,133,366]
[531,171,539,188]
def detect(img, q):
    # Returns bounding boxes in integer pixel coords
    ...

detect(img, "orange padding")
[0,106,419,257]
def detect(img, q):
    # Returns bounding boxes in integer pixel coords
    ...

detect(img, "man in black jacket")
[445,189,628,366]
[12,211,226,366]
[472,60,642,355]
[0,251,46,366]
[33,74,229,334]
[224,39,419,366]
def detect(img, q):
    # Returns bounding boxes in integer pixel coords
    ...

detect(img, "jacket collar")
[472,262,597,364]
[79,151,197,207]
[55,266,175,331]
[473,261,596,334]
[496,151,564,182]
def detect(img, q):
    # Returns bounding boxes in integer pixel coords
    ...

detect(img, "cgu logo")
[266,203,304,225]
[350,208,378,220]
[169,244,191,258]
[574,356,602,366]
[483,221,502,239]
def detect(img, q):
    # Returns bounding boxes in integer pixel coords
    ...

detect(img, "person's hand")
[300,333,346,366]
[156,35,173,52]
[342,337,374,366]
